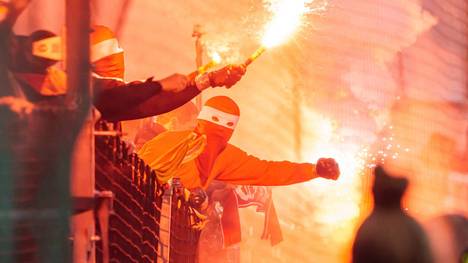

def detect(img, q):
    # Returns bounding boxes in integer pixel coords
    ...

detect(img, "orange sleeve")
[209,144,318,186]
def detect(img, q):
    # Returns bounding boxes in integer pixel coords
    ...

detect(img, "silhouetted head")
[373,165,408,209]
[353,166,433,263]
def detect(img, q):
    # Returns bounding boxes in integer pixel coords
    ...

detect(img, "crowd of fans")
[0,1,466,262]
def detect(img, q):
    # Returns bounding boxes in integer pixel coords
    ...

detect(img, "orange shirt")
[139,130,318,246]
[139,130,318,189]
[204,144,318,188]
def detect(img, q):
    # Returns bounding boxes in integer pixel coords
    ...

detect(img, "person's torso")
[173,159,203,189]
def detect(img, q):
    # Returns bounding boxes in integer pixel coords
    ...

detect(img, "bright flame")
[301,114,412,250]
[306,141,365,222]
[261,0,312,48]
[302,114,367,247]
[210,52,222,64]
[195,52,222,75]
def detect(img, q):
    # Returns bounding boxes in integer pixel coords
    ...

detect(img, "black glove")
[316,158,340,180]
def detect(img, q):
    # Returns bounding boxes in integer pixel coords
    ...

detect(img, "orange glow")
[197,52,221,75]
[302,113,367,258]
[244,0,321,66]
[208,51,222,65]
[261,0,313,48]
[210,52,222,64]
[0,5,8,22]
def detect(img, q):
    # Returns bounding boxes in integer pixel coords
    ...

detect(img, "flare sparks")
[245,0,313,66]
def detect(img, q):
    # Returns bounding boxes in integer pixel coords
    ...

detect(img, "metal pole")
[66,0,91,108]
[0,3,15,262]
[65,1,95,263]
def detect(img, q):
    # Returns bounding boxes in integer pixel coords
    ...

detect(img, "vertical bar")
[65,1,94,263]
[0,3,14,261]
[66,0,91,107]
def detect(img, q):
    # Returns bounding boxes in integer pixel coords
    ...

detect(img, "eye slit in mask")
[211,116,220,122]
[226,122,234,127]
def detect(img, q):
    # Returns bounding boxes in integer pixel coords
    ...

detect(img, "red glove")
[207,64,246,88]
[316,158,340,180]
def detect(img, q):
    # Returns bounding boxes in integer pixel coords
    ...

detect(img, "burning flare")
[199,52,222,74]
[245,0,313,66]
[261,0,312,48]
[188,52,222,79]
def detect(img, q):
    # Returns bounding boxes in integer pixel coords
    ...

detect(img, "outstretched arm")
[101,85,200,121]
[209,144,314,186]
[93,76,200,121]
[209,144,340,187]
[94,64,246,121]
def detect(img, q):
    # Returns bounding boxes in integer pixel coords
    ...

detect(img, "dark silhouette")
[352,166,433,263]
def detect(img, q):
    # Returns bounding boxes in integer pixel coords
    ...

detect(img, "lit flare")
[244,0,313,66]
[261,0,312,48]
[188,52,222,79]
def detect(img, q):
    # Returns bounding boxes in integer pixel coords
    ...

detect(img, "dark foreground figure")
[352,166,434,263]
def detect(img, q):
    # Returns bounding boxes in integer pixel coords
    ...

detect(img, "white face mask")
[197,106,239,130]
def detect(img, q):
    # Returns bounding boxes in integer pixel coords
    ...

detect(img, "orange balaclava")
[17,25,125,96]
[90,25,125,80]
[194,96,240,183]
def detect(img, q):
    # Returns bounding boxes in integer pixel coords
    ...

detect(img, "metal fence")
[95,126,200,263]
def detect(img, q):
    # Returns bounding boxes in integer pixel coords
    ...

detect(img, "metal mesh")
[95,125,201,263]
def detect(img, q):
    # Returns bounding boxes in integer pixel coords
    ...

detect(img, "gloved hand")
[316,158,340,180]
[188,187,208,211]
[207,64,246,88]
[194,64,246,90]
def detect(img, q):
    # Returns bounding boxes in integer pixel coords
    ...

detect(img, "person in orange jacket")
[138,95,341,260]
[139,95,340,189]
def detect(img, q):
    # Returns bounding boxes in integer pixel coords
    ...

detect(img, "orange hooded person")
[138,96,340,255]
[139,95,340,188]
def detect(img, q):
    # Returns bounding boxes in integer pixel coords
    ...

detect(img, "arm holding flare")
[94,62,246,121]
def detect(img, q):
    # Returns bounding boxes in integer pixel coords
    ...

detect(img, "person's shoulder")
[216,144,248,164]
[219,143,243,155]
[143,130,194,146]
[156,130,195,141]
[137,130,195,160]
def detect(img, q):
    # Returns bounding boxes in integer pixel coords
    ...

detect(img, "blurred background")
[13,0,467,262]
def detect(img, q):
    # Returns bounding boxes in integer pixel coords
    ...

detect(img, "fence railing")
[95,125,201,263]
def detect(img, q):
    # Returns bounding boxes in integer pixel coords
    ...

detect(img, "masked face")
[194,120,234,181]
[195,120,233,150]
[10,30,59,73]
[92,51,124,79]
[27,25,125,79]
